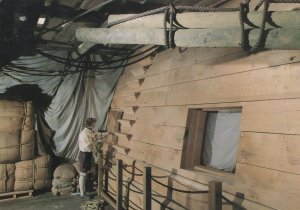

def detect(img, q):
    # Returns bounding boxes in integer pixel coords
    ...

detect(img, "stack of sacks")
[14,155,52,191]
[0,100,35,163]
[0,164,15,193]
[52,164,78,196]
[0,100,38,194]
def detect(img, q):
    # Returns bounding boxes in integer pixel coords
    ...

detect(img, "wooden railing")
[97,152,232,210]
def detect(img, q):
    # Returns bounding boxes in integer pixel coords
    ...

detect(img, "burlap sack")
[0,130,35,163]
[34,155,51,168]
[15,159,33,180]
[20,141,35,162]
[0,132,20,148]
[52,178,74,189]
[24,101,34,117]
[51,186,59,196]
[23,101,35,131]
[34,180,51,191]
[51,186,75,196]
[0,147,20,164]
[34,167,49,181]
[14,180,34,191]
[34,155,51,181]
[52,178,75,186]
[24,116,36,131]
[0,116,24,132]
[20,130,35,161]
[0,132,20,163]
[53,164,77,182]
[33,155,52,190]
[14,155,52,191]
[0,100,25,116]
[0,164,15,193]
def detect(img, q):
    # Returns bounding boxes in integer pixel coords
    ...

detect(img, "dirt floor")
[0,192,113,210]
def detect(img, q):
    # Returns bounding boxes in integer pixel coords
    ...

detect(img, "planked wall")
[106,46,300,210]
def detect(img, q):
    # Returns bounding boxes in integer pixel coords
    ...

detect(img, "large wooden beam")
[76,27,300,49]
[108,11,300,29]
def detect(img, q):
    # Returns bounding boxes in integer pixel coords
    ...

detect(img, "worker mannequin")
[78,118,109,199]
[78,118,112,199]
[78,118,96,198]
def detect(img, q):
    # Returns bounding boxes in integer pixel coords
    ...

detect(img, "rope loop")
[168,3,176,49]
[163,4,177,49]
[239,0,269,53]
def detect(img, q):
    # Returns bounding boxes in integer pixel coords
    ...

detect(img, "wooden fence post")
[209,181,222,210]
[117,160,123,210]
[143,167,152,210]
[98,150,104,196]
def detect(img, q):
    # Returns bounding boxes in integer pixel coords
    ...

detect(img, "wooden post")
[104,151,110,193]
[98,150,104,196]
[209,181,222,210]
[117,159,123,210]
[143,167,152,210]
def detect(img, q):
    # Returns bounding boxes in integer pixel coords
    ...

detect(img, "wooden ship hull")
[103,46,300,210]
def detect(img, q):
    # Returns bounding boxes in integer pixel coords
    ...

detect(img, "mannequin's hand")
[95,131,112,140]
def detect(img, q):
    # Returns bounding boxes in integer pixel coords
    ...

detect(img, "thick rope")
[107,6,169,28]
[124,183,144,195]
[123,166,143,176]
[163,9,169,48]
[163,4,177,49]
[254,0,265,11]
[175,5,239,12]
[108,175,117,181]
[168,4,176,49]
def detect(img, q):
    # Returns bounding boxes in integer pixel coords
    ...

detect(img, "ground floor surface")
[0,192,112,210]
